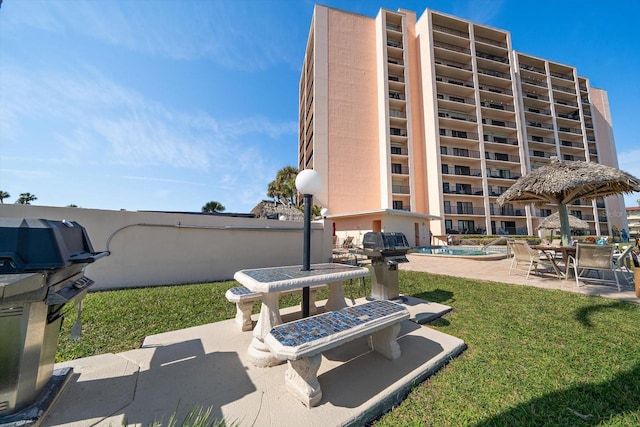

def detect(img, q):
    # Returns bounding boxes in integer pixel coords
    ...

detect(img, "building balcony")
[441,129,479,141]
[441,147,481,159]
[550,71,574,81]
[434,57,473,71]
[443,187,484,196]
[486,152,519,162]
[520,77,547,88]
[528,135,555,145]
[392,184,410,194]
[434,40,471,55]
[486,170,521,180]
[475,35,507,49]
[482,118,517,129]
[444,206,486,215]
[523,91,550,102]
[387,39,403,49]
[490,207,525,216]
[438,93,476,105]
[438,110,477,123]
[520,63,546,74]
[557,126,582,135]
[390,146,408,155]
[478,83,513,96]
[527,121,554,130]
[476,50,509,64]
[552,84,576,94]
[480,101,514,112]
[525,106,552,116]
[555,98,579,108]
[484,134,519,146]
[432,24,469,39]
[391,165,410,175]
[386,23,402,32]
[436,75,474,88]
[389,91,406,100]
[390,127,408,137]
[442,167,483,177]
[477,68,511,80]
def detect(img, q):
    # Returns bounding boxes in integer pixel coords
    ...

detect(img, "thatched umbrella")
[498,158,640,246]
[536,212,589,236]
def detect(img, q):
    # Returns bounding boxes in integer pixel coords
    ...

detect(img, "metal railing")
[484,134,519,146]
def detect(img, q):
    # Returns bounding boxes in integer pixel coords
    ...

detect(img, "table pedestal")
[248,293,283,367]
[324,281,348,312]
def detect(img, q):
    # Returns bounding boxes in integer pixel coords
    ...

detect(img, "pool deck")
[402,252,639,304]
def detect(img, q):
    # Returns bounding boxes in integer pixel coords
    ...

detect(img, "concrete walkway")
[402,253,639,304]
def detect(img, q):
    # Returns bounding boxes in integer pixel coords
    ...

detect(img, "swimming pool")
[412,246,507,260]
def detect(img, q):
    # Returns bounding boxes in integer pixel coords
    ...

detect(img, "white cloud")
[3,0,300,71]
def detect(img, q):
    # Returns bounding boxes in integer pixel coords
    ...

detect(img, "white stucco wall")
[0,205,332,290]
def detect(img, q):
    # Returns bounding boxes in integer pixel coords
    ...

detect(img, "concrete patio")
[10,252,637,427]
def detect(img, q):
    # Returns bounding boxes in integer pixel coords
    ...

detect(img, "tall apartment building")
[299,5,627,246]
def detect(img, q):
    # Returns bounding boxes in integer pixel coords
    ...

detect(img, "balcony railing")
[441,147,481,158]
[557,112,580,120]
[490,207,525,216]
[558,126,582,135]
[529,135,556,145]
[442,167,483,177]
[441,129,479,140]
[525,106,552,115]
[561,140,584,149]
[386,23,402,32]
[476,51,509,64]
[555,99,578,107]
[433,24,469,38]
[434,40,471,55]
[524,92,550,101]
[390,146,408,155]
[520,63,545,74]
[521,77,548,88]
[392,185,410,194]
[527,121,554,130]
[550,71,574,81]
[475,36,507,49]
[482,118,517,129]
[484,134,519,146]
[552,84,576,94]
[443,187,484,196]
[389,109,406,118]
[390,127,408,137]
[389,74,405,83]
[478,83,513,95]
[434,58,473,71]
[487,171,521,180]
[388,57,404,66]
[444,206,485,215]
[477,67,511,80]
[480,101,514,112]
[437,93,476,105]
[387,40,403,49]
[436,75,474,88]
[391,166,410,174]
[486,152,520,162]
[438,110,478,123]
[530,150,555,159]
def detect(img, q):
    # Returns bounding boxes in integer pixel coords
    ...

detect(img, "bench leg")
[369,323,402,360]
[235,301,254,332]
[285,354,322,407]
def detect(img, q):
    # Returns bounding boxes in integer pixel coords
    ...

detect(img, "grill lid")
[0,218,107,274]
[362,232,411,257]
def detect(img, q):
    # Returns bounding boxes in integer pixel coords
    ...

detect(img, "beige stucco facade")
[299,5,627,244]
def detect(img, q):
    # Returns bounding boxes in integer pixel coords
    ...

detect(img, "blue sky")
[1,0,638,213]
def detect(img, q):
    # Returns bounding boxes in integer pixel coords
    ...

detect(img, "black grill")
[0,218,107,418]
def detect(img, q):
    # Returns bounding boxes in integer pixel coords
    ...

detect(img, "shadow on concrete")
[46,339,255,425]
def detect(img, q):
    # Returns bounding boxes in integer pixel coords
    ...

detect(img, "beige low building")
[298,5,627,245]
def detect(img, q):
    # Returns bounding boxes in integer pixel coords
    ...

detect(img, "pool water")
[413,246,507,260]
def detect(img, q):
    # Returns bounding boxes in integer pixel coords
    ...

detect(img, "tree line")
[0,191,37,204]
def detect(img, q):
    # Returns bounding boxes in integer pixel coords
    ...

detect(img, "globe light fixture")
[295,169,321,317]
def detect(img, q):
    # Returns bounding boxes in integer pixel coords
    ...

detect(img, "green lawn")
[56,271,640,426]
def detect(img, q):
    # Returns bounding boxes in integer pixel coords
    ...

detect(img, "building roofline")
[326,208,440,220]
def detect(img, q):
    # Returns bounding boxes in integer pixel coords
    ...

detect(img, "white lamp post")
[295,169,321,317]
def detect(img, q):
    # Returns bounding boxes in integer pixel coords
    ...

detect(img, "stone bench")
[264,299,410,407]
[225,284,326,331]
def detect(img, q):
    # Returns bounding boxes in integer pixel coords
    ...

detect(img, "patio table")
[531,245,576,278]
[233,262,370,367]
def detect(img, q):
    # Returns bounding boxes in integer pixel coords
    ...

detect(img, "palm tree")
[267,166,299,205]
[16,192,37,205]
[0,190,10,203]
[202,201,225,213]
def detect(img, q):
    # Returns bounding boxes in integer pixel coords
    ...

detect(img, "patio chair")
[342,236,354,248]
[566,243,621,291]
[508,240,560,279]
[613,245,635,287]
